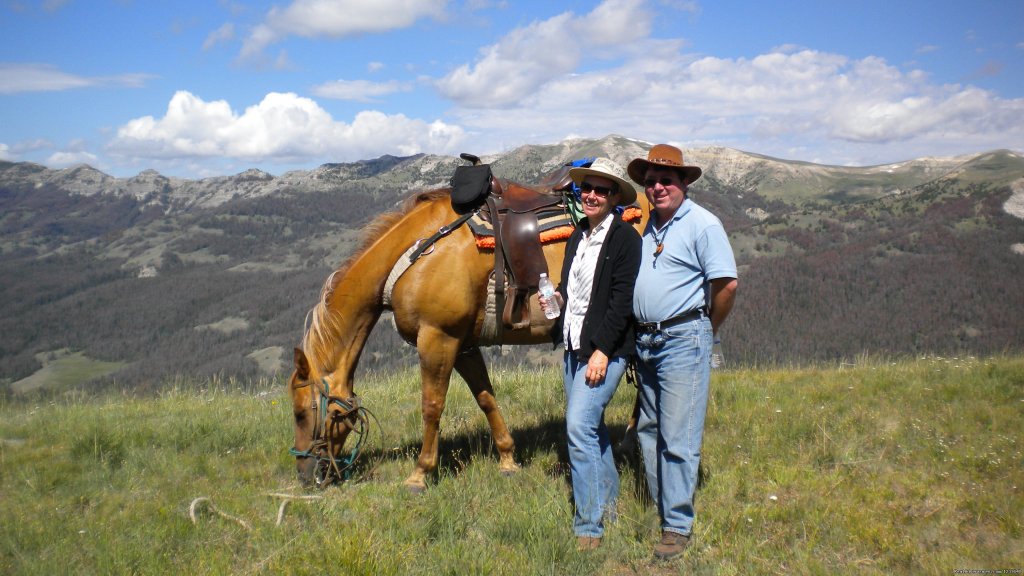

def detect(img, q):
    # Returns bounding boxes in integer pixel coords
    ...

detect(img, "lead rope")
[289,379,382,487]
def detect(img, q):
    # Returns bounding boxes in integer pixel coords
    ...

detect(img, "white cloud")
[108,91,466,163]
[423,0,1020,164]
[241,0,449,58]
[312,79,412,102]
[203,23,236,51]
[11,138,54,153]
[446,45,1024,165]
[0,143,11,161]
[436,0,650,108]
[0,63,92,93]
[47,150,99,167]
[0,63,153,94]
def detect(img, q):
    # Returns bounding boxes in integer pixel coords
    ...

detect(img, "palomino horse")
[288,183,649,492]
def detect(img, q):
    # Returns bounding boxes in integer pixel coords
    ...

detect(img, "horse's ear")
[293,347,310,380]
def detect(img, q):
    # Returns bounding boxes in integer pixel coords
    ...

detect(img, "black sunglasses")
[579,182,615,196]
[643,177,680,188]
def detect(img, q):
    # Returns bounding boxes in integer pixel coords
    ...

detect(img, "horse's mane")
[301,188,450,371]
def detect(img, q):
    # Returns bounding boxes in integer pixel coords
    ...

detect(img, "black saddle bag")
[450,164,493,214]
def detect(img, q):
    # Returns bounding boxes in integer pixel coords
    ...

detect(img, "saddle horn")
[459,152,482,166]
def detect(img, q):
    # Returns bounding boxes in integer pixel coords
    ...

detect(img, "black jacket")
[550,213,641,360]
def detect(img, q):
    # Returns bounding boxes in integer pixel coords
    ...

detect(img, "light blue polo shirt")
[633,198,737,323]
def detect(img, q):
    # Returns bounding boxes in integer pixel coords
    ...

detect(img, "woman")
[540,157,641,550]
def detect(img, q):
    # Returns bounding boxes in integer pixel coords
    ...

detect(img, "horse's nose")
[296,456,315,486]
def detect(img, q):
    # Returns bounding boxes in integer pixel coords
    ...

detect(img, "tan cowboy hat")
[627,144,702,185]
[568,157,637,206]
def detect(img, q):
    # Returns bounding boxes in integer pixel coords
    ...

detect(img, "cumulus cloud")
[0,63,153,94]
[311,79,412,102]
[446,45,1024,164]
[108,90,466,163]
[436,0,650,108]
[242,0,449,58]
[0,143,11,161]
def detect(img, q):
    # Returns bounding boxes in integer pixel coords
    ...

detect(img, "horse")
[288,181,650,492]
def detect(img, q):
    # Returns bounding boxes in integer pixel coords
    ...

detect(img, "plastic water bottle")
[537,273,560,320]
[711,335,724,369]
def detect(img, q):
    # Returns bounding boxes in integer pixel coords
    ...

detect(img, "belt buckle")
[637,321,660,334]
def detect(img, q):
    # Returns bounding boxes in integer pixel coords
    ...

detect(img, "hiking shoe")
[576,536,601,550]
[653,531,690,560]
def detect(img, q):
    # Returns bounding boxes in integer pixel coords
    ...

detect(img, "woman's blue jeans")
[563,351,625,538]
[634,317,712,536]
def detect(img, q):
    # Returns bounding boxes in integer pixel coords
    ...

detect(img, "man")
[627,144,738,560]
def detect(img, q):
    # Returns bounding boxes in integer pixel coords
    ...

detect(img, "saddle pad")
[469,206,643,249]
[469,208,574,249]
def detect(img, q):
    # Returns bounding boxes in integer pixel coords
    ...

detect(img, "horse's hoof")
[404,478,427,494]
[500,469,517,478]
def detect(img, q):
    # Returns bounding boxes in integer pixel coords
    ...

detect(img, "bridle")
[289,377,377,487]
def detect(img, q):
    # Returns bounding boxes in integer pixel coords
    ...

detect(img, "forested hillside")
[2,140,1023,393]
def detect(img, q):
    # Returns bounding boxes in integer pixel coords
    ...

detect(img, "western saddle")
[394,154,577,335]
[454,154,575,332]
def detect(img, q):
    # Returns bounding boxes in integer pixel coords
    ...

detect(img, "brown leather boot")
[576,536,602,550]
[653,531,690,560]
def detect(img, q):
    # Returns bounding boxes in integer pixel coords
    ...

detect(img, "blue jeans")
[634,317,713,536]
[563,351,625,537]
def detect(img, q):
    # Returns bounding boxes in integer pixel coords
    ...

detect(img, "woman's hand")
[585,350,609,386]
[538,292,564,316]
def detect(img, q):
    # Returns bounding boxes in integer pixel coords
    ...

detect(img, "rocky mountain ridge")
[4,135,1015,213]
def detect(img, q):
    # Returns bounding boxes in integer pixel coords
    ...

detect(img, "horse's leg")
[453,346,520,476]
[617,387,641,456]
[404,326,458,493]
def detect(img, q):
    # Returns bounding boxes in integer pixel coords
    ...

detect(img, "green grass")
[10,350,125,394]
[1,357,1021,575]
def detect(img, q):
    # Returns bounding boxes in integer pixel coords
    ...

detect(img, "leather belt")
[634,309,706,334]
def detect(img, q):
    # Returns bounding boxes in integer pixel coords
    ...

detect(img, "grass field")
[9,350,125,395]
[1,356,1021,575]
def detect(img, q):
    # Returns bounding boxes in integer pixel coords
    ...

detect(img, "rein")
[289,378,378,487]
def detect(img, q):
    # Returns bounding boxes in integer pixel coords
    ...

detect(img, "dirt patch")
[194,316,250,334]
[247,346,285,376]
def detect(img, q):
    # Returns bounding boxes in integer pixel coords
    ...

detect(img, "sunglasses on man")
[643,177,680,189]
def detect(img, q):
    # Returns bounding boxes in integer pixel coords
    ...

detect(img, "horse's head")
[288,347,363,486]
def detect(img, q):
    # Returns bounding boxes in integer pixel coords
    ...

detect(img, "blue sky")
[2,0,1022,179]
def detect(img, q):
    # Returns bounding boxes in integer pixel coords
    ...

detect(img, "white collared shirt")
[563,212,614,350]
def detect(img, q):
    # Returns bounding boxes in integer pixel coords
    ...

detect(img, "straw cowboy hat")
[568,157,638,206]
[626,144,702,185]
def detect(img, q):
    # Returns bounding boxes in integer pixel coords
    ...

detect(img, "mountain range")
[2,134,1023,394]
